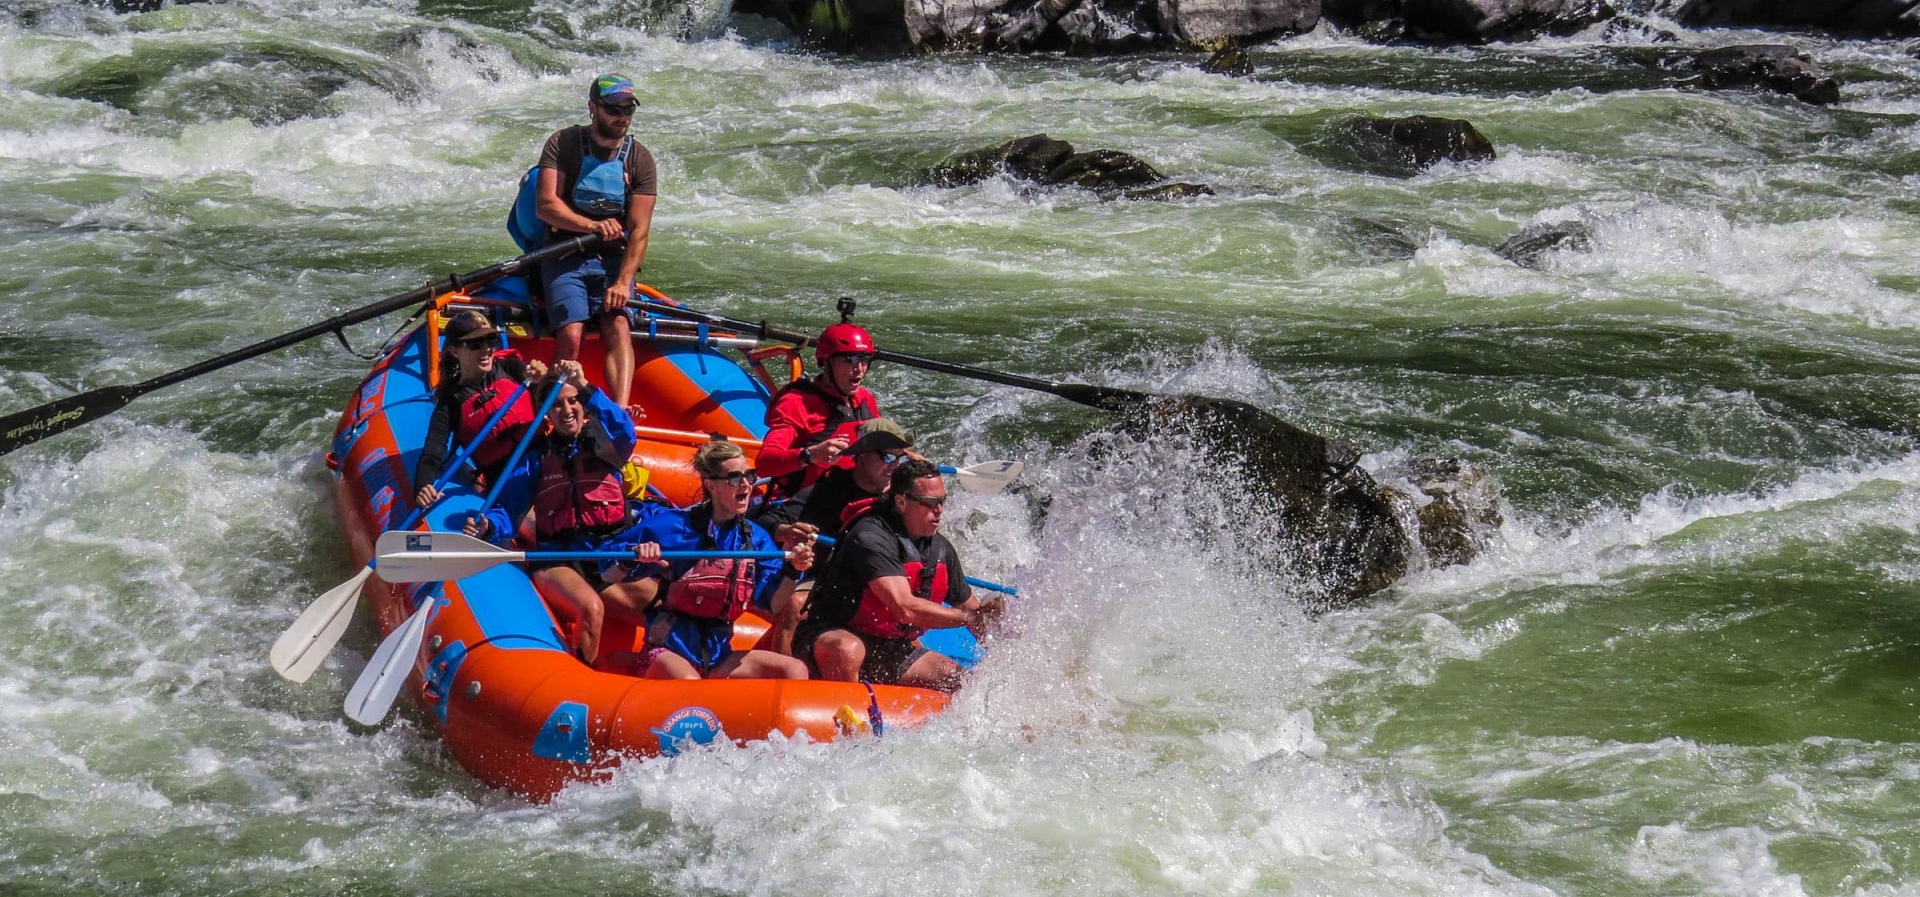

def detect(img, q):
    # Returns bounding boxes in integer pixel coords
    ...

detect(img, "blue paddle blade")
[919,626,982,668]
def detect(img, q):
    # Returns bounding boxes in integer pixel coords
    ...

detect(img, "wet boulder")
[928,134,1214,197]
[1200,46,1254,75]
[1686,44,1841,104]
[1387,457,1504,569]
[1340,114,1496,177]
[1126,396,1502,606]
[1044,149,1164,190]
[1496,219,1594,268]
[1119,182,1216,200]
[1673,0,1920,37]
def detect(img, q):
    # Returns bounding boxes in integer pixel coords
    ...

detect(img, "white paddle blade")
[953,460,1024,494]
[270,565,370,683]
[344,599,432,726]
[373,530,523,583]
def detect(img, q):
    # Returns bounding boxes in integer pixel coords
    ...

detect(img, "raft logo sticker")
[406,533,432,551]
[652,707,722,756]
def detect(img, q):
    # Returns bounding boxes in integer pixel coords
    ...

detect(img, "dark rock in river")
[1386,456,1504,570]
[1673,0,1919,37]
[1340,115,1496,177]
[929,134,1214,197]
[1201,46,1254,75]
[1119,182,1216,200]
[1045,149,1164,190]
[1124,395,1497,606]
[1404,0,1615,42]
[1687,44,1841,104]
[1496,219,1594,267]
[1323,0,1614,41]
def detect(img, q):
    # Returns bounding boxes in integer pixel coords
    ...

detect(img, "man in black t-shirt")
[792,459,1002,692]
[754,417,913,655]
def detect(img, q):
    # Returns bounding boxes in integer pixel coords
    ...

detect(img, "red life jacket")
[816,503,955,640]
[769,378,876,498]
[846,530,953,640]
[531,445,627,542]
[662,510,758,622]
[454,358,535,472]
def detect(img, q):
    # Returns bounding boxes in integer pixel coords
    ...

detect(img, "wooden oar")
[371,530,790,583]
[270,380,532,683]
[343,379,565,726]
[0,234,602,457]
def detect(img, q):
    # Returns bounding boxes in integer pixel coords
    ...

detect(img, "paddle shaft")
[629,299,1150,412]
[0,234,603,456]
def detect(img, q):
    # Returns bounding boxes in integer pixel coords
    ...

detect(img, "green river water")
[3,1,1920,894]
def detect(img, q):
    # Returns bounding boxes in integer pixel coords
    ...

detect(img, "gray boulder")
[1157,0,1317,46]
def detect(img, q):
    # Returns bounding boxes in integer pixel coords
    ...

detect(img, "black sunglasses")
[451,337,493,350]
[704,469,758,486]
[598,101,637,116]
[903,493,946,508]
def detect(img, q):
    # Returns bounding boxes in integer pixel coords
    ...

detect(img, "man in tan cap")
[754,416,913,655]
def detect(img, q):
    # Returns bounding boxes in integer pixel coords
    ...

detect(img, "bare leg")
[811,629,866,682]
[898,649,966,694]
[599,312,633,407]
[642,649,701,680]
[769,582,810,657]
[553,321,587,363]
[532,566,606,663]
[600,579,658,631]
[711,649,809,680]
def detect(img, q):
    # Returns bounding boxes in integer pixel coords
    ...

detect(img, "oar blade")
[373,530,518,583]
[952,460,1024,494]
[270,566,371,683]
[0,385,141,456]
[343,599,433,726]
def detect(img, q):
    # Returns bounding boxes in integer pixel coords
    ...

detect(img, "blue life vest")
[506,133,632,253]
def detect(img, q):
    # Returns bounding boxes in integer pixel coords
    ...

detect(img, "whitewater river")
[4,0,1920,894]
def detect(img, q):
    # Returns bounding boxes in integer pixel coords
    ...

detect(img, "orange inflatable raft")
[326,288,950,799]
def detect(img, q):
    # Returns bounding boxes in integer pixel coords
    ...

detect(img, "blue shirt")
[603,503,789,612]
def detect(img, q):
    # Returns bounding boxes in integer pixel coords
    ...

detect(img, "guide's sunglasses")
[902,493,947,509]
[835,353,874,367]
[597,101,637,117]
[451,337,494,351]
[703,469,758,487]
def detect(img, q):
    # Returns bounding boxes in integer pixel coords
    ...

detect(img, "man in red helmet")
[758,322,881,500]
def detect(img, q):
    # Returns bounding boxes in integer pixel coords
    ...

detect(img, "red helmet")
[815,322,876,363]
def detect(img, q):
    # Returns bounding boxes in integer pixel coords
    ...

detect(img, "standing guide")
[531,72,658,410]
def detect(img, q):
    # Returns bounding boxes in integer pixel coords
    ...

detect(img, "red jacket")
[759,377,878,498]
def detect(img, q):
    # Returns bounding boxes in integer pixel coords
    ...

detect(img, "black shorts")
[793,622,922,685]
[527,559,611,593]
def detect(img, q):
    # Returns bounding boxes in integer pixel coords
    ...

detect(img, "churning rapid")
[3,0,1920,893]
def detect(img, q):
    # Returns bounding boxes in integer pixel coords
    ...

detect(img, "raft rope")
[333,300,432,361]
